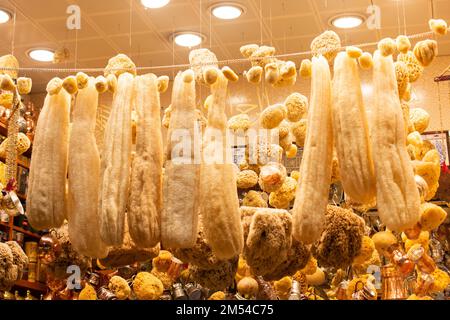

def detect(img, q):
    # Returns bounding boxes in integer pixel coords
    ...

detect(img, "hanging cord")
[0,29,444,75]
[10,9,16,56]
[74,28,78,69]
[259,0,263,45]
[129,0,133,51]
[402,0,407,35]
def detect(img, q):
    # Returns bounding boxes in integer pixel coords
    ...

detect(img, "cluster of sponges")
[405,123,441,201]
[258,92,309,154]
[46,54,169,96]
[0,241,29,291]
[239,44,297,87]
[0,54,34,96]
[312,205,365,269]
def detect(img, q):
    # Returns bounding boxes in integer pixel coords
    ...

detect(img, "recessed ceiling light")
[141,0,170,9]
[173,32,204,48]
[211,3,244,20]
[330,14,365,29]
[28,49,55,62]
[0,8,12,24]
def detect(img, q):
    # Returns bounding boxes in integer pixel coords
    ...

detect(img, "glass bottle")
[414,273,434,297]
[386,244,415,276]
[407,245,436,274]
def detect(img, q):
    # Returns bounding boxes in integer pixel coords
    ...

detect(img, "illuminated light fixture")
[173,32,204,48]
[210,3,244,20]
[141,0,170,9]
[330,14,365,29]
[0,8,12,24]
[28,49,55,62]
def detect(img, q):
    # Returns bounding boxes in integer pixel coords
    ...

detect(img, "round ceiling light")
[211,3,244,20]
[330,14,365,29]
[28,49,55,62]
[0,8,12,24]
[173,32,204,48]
[141,0,170,9]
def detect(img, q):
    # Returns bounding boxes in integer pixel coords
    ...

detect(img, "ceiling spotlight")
[141,0,170,9]
[330,14,365,29]
[211,3,244,20]
[0,8,12,24]
[28,49,55,62]
[173,32,204,48]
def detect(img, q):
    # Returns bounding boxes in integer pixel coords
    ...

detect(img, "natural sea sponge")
[79,284,97,300]
[189,257,238,292]
[312,205,365,269]
[228,114,251,132]
[273,276,292,300]
[258,162,287,193]
[419,202,447,231]
[104,54,137,77]
[372,230,398,257]
[404,230,429,252]
[377,37,396,56]
[285,144,298,159]
[299,59,312,78]
[246,66,263,84]
[0,54,19,79]
[395,61,409,99]
[133,272,164,300]
[346,46,363,59]
[429,19,448,36]
[6,241,28,279]
[174,230,234,270]
[413,40,438,67]
[108,276,131,300]
[263,239,310,281]
[290,119,307,147]
[285,93,308,122]
[244,210,292,276]
[352,236,375,265]
[260,104,286,129]
[237,170,259,189]
[240,44,259,58]
[310,30,341,64]
[62,76,78,95]
[0,243,15,291]
[269,177,297,209]
[410,107,432,135]
[396,35,411,54]
[358,52,373,69]
[242,190,268,208]
[17,77,32,95]
[397,51,424,83]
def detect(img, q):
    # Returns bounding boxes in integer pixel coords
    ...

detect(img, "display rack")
[0,118,46,295]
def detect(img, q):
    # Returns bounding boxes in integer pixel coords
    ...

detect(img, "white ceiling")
[0,0,449,92]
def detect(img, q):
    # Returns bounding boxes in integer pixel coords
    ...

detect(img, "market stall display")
[0,5,449,302]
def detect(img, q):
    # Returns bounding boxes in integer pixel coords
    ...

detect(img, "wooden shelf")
[12,225,41,239]
[1,220,41,239]
[14,280,47,292]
